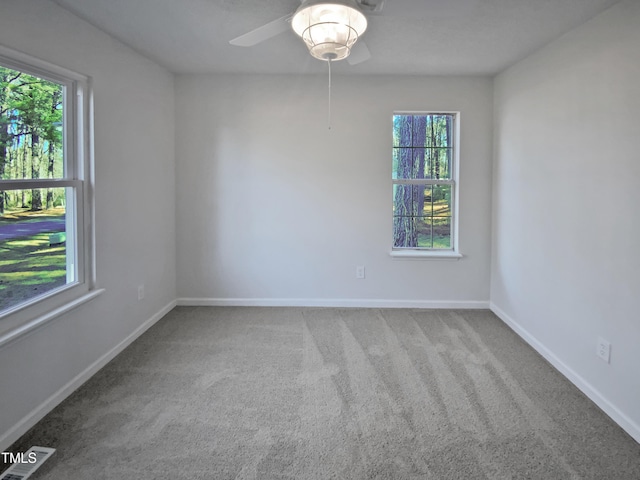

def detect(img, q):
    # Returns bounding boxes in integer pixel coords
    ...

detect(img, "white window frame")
[390,111,462,259]
[0,46,102,346]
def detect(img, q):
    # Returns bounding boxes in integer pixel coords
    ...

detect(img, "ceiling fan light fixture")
[291,0,368,62]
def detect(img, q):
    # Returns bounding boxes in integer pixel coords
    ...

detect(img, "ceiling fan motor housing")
[291,0,368,61]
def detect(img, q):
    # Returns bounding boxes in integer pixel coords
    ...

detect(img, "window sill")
[389,250,463,259]
[0,288,105,349]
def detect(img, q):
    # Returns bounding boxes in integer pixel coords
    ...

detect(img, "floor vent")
[1,446,55,480]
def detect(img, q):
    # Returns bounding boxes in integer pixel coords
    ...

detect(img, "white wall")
[175,74,493,306]
[492,1,640,441]
[1,0,636,454]
[0,0,176,449]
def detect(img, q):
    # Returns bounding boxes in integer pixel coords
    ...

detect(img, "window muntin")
[392,113,457,251]
[0,50,92,326]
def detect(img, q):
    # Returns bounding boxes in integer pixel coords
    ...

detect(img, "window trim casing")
[0,46,101,345]
[390,111,462,259]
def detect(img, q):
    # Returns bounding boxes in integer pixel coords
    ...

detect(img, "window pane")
[393,184,452,250]
[416,217,433,248]
[0,66,65,182]
[426,114,453,148]
[426,148,451,179]
[432,185,452,217]
[392,147,451,180]
[391,185,451,218]
[393,184,419,216]
[433,217,451,248]
[393,147,423,179]
[393,186,431,248]
[0,188,71,312]
[393,215,418,248]
[394,114,454,148]
[393,115,413,147]
[417,217,452,249]
[395,216,451,249]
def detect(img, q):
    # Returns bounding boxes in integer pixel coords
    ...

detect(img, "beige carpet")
[5,307,640,479]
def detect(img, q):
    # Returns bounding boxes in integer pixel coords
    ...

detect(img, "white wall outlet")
[596,337,611,363]
[138,284,145,300]
[356,266,365,279]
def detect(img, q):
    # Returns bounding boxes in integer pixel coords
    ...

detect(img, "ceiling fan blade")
[358,0,385,14]
[347,41,371,65]
[229,13,294,47]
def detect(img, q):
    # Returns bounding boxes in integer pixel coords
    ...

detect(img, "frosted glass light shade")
[291,0,368,61]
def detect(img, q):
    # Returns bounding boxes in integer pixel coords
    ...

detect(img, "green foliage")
[0,65,68,311]
[0,65,64,212]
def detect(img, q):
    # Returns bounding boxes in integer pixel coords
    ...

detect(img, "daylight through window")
[392,113,457,251]
[0,52,91,321]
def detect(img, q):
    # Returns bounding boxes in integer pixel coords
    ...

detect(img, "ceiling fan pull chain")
[328,58,332,130]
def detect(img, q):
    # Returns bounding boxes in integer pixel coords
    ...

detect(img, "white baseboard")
[177,297,490,309]
[490,302,640,444]
[0,300,177,452]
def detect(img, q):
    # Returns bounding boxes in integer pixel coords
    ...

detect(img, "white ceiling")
[51,0,619,76]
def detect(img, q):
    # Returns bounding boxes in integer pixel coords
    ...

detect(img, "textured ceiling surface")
[51,0,619,75]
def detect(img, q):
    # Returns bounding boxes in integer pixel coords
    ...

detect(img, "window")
[392,112,459,256]
[0,47,97,341]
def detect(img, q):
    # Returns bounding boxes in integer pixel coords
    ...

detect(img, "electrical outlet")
[356,266,365,279]
[596,337,611,363]
[138,284,145,300]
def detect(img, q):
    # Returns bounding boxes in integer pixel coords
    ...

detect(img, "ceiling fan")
[229,0,385,66]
